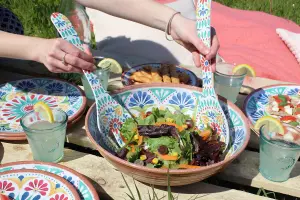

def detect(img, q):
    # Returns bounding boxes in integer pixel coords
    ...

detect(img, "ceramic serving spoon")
[195,0,230,150]
[51,13,130,148]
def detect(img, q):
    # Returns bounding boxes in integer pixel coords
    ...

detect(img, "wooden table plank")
[66,119,300,198]
[0,141,271,200]
[217,150,300,198]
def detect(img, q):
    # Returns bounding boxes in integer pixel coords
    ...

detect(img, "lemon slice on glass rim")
[97,58,122,74]
[232,64,256,77]
[254,116,285,135]
[33,102,54,123]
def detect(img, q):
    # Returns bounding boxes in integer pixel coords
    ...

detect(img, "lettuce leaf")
[120,118,137,141]
[180,130,193,162]
[145,136,181,156]
[136,115,156,125]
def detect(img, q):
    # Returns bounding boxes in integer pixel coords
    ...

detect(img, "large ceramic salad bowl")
[85,84,250,186]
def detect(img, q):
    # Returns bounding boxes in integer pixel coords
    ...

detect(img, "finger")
[47,56,83,74]
[210,57,216,72]
[191,36,210,56]
[83,44,92,56]
[64,53,96,71]
[192,52,201,68]
[48,44,95,71]
[56,38,94,63]
[51,68,69,73]
[206,34,220,61]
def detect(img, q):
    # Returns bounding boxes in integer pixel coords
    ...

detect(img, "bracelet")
[165,11,181,41]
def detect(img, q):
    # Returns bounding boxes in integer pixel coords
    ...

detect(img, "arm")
[76,0,175,32]
[76,0,220,70]
[0,31,95,73]
[0,31,41,62]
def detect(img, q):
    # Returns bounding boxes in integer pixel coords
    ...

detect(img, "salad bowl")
[85,84,250,186]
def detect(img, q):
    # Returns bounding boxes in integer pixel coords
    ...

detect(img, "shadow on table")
[85,176,114,200]
[94,36,180,77]
[0,142,4,163]
[60,148,87,162]
[153,181,231,199]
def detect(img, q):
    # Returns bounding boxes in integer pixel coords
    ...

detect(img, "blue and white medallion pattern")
[244,85,300,130]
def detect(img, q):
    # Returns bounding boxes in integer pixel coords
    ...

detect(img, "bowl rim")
[242,83,299,132]
[85,83,251,174]
[121,63,199,86]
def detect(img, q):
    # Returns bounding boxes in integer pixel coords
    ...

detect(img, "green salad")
[115,108,225,169]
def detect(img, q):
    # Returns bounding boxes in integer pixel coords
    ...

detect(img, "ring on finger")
[62,52,67,65]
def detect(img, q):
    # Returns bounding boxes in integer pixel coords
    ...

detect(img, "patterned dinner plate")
[0,161,99,200]
[121,63,199,86]
[243,84,300,132]
[0,169,80,200]
[0,78,86,139]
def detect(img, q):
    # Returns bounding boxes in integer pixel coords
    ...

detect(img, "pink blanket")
[211,2,300,84]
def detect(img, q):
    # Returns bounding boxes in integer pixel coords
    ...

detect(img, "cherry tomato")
[281,116,297,122]
[273,96,281,103]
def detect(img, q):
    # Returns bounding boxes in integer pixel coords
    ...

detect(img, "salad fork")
[51,13,130,149]
[195,0,230,150]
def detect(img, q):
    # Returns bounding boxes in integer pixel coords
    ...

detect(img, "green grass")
[0,0,60,38]
[214,0,300,25]
[1,0,299,39]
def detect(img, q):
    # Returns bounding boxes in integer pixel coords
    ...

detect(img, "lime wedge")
[232,64,256,77]
[97,58,122,74]
[33,102,54,123]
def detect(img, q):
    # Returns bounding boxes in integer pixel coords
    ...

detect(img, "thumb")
[83,44,92,56]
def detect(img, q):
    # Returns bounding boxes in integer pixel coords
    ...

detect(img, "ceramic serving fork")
[195,0,230,150]
[51,13,130,149]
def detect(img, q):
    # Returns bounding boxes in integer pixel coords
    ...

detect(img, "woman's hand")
[170,14,220,71]
[36,38,95,73]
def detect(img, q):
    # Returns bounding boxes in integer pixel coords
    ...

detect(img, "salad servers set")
[50,0,230,152]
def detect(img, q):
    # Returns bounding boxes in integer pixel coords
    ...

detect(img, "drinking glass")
[81,59,110,100]
[214,63,246,103]
[259,125,300,182]
[20,109,68,163]
[58,0,91,47]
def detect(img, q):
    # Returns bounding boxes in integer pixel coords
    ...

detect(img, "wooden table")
[0,65,299,200]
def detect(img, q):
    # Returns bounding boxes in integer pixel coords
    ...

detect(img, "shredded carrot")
[141,112,147,119]
[157,152,178,161]
[130,145,135,153]
[138,135,143,145]
[121,135,127,143]
[199,130,212,140]
[178,164,201,169]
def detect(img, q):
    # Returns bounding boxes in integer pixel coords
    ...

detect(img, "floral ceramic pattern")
[0,171,78,200]
[244,85,300,129]
[0,78,85,134]
[121,63,198,86]
[0,163,98,200]
[87,86,248,159]
[51,13,131,147]
[194,0,230,149]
